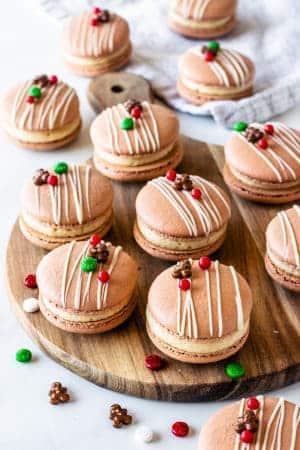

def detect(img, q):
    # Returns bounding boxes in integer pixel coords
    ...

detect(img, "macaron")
[224,122,300,204]
[169,0,237,39]
[0,74,81,150]
[91,100,183,182]
[265,205,300,292]
[146,258,252,363]
[198,396,300,449]
[36,238,138,334]
[134,172,231,261]
[61,7,131,77]
[177,42,254,105]
[19,162,113,250]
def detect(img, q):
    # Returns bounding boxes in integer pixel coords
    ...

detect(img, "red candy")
[240,430,254,444]
[198,256,211,270]
[145,354,163,371]
[171,421,189,437]
[179,278,190,291]
[89,234,101,247]
[246,397,260,411]
[47,174,58,186]
[49,75,58,85]
[26,95,35,104]
[131,106,142,119]
[191,188,201,200]
[166,169,177,182]
[89,17,99,26]
[264,124,274,135]
[93,6,101,14]
[258,138,268,149]
[98,271,110,283]
[24,274,38,289]
[204,50,215,62]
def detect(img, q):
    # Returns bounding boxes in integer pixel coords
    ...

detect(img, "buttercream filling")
[94,142,177,167]
[21,207,113,239]
[136,218,227,251]
[229,165,300,190]
[169,11,231,29]
[179,76,252,96]
[267,248,300,278]
[3,117,80,144]
[41,293,133,323]
[147,308,249,354]
[63,41,131,68]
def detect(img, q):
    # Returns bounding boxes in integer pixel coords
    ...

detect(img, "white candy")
[134,425,154,444]
[23,297,40,313]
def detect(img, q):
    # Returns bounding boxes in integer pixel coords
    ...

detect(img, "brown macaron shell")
[265,205,300,292]
[134,174,231,261]
[169,0,237,39]
[224,123,300,204]
[177,46,254,105]
[62,12,131,77]
[20,164,113,249]
[37,240,138,334]
[147,260,252,363]
[0,79,81,150]
[198,396,300,450]
[91,102,182,182]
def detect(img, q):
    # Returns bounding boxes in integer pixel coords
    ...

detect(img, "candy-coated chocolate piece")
[16,348,32,363]
[225,362,245,379]
[234,121,248,132]
[198,256,211,270]
[80,256,98,272]
[120,117,134,130]
[145,354,163,371]
[24,273,38,289]
[98,270,110,283]
[53,161,68,174]
[172,421,189,437]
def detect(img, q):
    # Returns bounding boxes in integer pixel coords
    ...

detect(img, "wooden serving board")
[5,136,300,401]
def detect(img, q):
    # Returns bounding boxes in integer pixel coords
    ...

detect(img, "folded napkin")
[38,0,300,127]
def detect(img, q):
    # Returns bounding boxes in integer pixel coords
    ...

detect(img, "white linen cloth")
[38,0,300,127]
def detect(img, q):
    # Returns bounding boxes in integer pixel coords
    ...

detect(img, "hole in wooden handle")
[111,85,124,93]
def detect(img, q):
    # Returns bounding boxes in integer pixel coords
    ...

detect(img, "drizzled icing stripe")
[177,278,198,338]
[290,405,300,450]
[278,208,300,268]
[150,176,230,237]
[229,266,244,331]
[261,397,285,450]
[106,102,160,155]
[96,245,122,309]
[70,12,118,56]
[234,398,246,450]
[43,165,91,225]
[214,261,223,338]
[11,81,76,130]
[174,0,212,19]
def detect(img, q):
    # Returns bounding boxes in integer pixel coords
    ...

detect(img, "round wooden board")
[5,136,300,401]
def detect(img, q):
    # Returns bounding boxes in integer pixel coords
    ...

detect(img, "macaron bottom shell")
[265,253,300,293]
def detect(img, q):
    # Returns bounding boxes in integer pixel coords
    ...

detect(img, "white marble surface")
[0,2,299,449]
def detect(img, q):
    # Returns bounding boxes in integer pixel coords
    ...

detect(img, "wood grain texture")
[5,136,300,401]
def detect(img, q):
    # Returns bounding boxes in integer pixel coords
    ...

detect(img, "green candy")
[233,121,248,132]
[225,362,245,379]
[16,348,32,363]
[54,162,68,175]
[80,256,98,272]
[207,40,220,53]
[120,117,134,131]
[28,85,42,99]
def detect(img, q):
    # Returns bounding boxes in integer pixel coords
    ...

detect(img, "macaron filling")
[169,12,232,30]
[267,248,300,278]
[178,77,253,96]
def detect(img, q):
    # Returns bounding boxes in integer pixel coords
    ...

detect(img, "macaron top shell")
[179,46,254,87]
[90,102,179,156]
[225,123,300,183]
[0,79,79,132]
[136,174,231,238]
[37,240,138,312]
[198,396,300,450]
[266,205,300,267]
[173,0,237,20]
[21,164,113,226]
[148,260,252,339]
[62,12,130,58]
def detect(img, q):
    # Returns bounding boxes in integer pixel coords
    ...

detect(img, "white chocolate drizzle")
[177,261,245,339]
[60,241,122,310]
[173,0,212,20]
[105,101,160,155]
[11,81,76,130]
[278,206,300,268]
[149,176,230,237]
[37,165,91,226]
[189,47,250,88]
